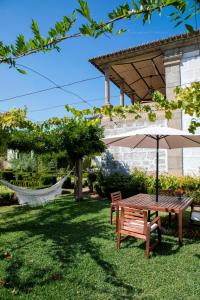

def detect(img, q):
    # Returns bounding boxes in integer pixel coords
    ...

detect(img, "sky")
[0,0,197,122]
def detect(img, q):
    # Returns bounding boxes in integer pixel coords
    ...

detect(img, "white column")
[105,68,110,106]
[120,86,124,106]
[130,95,135,105]
[164,52,183,175]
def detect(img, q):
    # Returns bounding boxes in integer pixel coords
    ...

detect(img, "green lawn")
[0,196,199,300]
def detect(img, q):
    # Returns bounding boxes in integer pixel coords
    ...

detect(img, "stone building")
[89,30,200,176]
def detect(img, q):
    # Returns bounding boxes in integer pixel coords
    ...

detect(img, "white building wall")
[180,50,200,175]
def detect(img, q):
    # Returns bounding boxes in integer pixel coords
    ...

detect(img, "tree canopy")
[7,113,105,161]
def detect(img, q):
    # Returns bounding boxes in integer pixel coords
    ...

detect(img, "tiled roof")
[89,30,200,63]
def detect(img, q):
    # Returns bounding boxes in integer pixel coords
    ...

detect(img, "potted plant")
[175,188,185,200]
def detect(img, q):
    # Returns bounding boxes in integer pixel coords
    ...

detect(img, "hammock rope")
[0,176,68,207]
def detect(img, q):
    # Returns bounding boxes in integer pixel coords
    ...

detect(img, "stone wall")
[164,51,183,175]
[181,49,200,175]
[102,112,168,174]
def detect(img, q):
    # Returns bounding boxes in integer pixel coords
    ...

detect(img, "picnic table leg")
[168,212,172,227]
[178,211,183,245]
[116,206,119,233]
[148,210,151,221]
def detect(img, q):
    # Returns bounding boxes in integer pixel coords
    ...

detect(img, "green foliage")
[10,152,60,175]
[0,170,15,181]
[169,1,200,32]
[62,176,74,189]
[0,109,32,155]
[86,170,98,192]
[65,82,200,134]
[0,0,198,71]
[0,197,199,299]
[39,174,57,186]
[8,110,105,163]
[94,169,147,199]
[95,169,200,204]
[11,153,38,173]
[0,185,15,205]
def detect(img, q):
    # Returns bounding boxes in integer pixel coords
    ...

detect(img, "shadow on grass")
[0,196,142,298]
[1,197,199,298]
[160,210,200,242]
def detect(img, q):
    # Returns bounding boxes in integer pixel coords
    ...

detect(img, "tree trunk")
[74,158,83,201]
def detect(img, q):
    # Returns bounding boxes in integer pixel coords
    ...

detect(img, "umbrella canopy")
[103,126,200,149]
[103,126,200,202]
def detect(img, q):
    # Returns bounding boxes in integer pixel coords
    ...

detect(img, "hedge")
[94,170,200,204]
[0,185,16,205]
[39,175,57,186]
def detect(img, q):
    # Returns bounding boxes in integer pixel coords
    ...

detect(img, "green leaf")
[31,19,41,40]
[148,112,156,122]
[15,34,26,53]
[115,29,127,35]
[48,28,57,38]
[108,3,130,19]
[174,20,183,28]
[165,110,172,120]
[95,31,104,39]
[16,68,27,75]
[77,0,92,22]
[79,24,95,36]
[185,24,194,33]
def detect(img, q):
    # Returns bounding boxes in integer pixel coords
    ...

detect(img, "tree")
[0,0,199,72]
[8,113,105,201]
[0,108,32,154]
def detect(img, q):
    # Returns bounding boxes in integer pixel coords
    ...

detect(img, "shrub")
[0,185,16,205]
[94,169,148,199]
[94,169,200,203]
[87,171,98,192]
[130,169,147,194]
[179,176,200,191]
[39,175,57,186]
[187,189,200,204]
[62,177,73,189]
[0,170,15,181]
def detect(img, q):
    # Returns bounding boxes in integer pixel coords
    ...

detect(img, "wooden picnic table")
[117,193,193,245]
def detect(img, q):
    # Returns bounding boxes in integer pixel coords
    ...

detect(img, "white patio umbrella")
[103,126,200,202]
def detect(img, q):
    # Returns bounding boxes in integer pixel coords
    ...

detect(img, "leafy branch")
[0,0,197,72]
[64,82,200,133]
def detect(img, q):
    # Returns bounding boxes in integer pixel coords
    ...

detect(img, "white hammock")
[0,176,68,207]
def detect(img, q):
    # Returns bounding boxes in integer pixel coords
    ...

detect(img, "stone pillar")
[164,52,183,175]
[105,67,111,106]
[120,85,124,106]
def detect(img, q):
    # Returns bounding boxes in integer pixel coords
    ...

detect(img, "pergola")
[89,31,200,106]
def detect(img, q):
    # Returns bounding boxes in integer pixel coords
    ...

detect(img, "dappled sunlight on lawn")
[0,196,199,299]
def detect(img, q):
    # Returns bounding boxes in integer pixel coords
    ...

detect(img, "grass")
[0,185,13,194]
[0,195,199,300]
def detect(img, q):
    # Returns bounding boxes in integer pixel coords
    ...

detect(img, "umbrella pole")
[156,136,159,203]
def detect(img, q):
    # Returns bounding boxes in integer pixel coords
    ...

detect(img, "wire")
[16,64,95,108]
[0,75,103,103]
[0,66,153,104]
[29,95,120,113]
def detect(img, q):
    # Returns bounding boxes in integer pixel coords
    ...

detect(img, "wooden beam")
[131,63,151,90]
[152,57,165,85]
[110,66,141,101]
